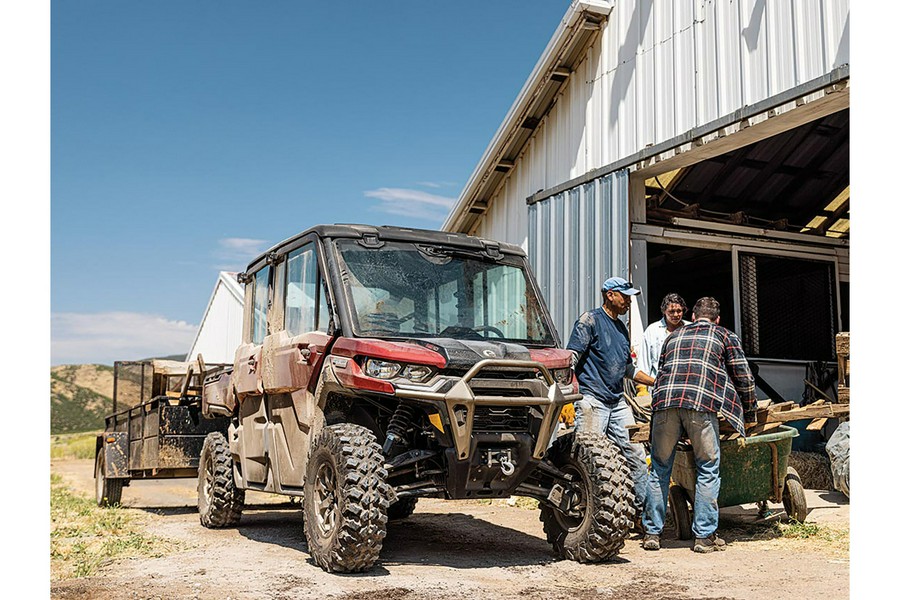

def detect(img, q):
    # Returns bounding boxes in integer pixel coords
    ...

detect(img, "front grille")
[470,388,531,398]
[444,368,538,380]
[472,406,530,432]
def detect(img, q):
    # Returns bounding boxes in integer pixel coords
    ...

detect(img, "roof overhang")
[442,0,613,234]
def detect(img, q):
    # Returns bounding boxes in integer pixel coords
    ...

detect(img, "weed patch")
[50,473,180,579]
[51,432,100,460]
[720,516,849,556]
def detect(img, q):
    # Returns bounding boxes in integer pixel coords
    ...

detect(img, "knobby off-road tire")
[669,485,693,540]
[782,466,808,522]
[95,450,123,507]
[303,423,390,573]
[539,431,635,562]
[387,497,418,520]
[198,431,245,528]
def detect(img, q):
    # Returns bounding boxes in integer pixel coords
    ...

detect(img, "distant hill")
[50,364,114,434]
[142,354,186,362]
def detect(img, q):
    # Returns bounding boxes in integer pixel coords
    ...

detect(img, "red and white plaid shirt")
[652,319,758,436]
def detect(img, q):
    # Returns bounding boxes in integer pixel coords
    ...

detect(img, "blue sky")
[50,1,569,365]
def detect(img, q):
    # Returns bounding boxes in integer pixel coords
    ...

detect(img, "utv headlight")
[365,359,402,379]
[402,364,434,383]
[551,367,573,385]
[364,359,434,382]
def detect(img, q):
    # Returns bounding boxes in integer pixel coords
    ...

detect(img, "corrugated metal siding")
[527,170,630,341]
[475,0,849,246]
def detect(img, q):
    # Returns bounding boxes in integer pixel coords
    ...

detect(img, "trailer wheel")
[198,431,244,528]
[387,497,418,520]
[669,485,693,540]
[303,423,389,573]
[95,450,123,507]
[782,467,808,522]
[539,431,635,562]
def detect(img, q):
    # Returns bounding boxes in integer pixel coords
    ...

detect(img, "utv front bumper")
[392,358,581,462]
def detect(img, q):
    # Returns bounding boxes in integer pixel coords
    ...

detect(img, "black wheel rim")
[554,463,587,531]
[199,451,213,513]
[313,460,338,538]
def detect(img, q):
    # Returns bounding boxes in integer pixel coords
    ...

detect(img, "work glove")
[559,403,576,426]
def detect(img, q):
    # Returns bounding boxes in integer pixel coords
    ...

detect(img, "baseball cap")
[602,276,641,296]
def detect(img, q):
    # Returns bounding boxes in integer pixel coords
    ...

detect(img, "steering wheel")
[473,325,504,338]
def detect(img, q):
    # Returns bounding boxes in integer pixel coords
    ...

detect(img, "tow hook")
[484,449,516,476]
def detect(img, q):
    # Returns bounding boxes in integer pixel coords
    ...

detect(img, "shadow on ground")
[233,508,625,571]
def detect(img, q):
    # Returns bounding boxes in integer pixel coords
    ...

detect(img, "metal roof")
[644,108,849,239]
[441,1,614,234]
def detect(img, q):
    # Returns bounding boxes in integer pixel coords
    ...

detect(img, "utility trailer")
[93,359,230,506]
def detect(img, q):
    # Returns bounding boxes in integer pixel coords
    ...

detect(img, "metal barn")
[443,0,849,403]
[186,271,244,364]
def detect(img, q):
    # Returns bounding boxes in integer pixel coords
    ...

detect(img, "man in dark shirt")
[640,297,757,553]
[566,277,655,523]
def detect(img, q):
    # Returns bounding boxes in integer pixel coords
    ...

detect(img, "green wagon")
[667,425,807,540]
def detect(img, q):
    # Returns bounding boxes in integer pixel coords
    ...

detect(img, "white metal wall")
[187,274,245,364]
[476,0,850,244]
[527,170,630,341]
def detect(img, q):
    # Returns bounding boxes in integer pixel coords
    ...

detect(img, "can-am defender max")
[198,224,635,572]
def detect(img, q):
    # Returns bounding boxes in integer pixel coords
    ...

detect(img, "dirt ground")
[51,458,849,600]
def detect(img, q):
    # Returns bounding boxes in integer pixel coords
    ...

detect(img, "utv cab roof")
[242,224,526,275]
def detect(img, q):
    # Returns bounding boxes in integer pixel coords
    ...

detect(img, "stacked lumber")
[626,398,850,443]
[836,332,850,404]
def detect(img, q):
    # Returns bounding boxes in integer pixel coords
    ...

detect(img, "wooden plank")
[837,386,850,403]
[806,417,829,431]
[626,401,849,443]
[835,332,850,356]
[763,404,849,421]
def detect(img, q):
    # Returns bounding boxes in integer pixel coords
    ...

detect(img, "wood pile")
[627,398,850,443]
[836,331,850,403]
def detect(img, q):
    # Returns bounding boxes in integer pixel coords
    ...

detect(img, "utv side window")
[285,245,319,335]
[317,277,330,332]
[252,265,270,345]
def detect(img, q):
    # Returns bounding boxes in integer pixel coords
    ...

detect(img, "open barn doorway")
[644,244,734,331]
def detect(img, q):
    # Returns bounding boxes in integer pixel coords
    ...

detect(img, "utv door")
[261,240,334,489]
[233,264,271,485]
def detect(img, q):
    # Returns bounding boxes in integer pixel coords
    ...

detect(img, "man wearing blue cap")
[566,276,655,528]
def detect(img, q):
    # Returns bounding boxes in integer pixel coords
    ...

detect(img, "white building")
[187,271,245,364]
[444,0,849,402]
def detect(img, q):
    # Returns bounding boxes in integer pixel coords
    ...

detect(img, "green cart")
[667,425,807,540]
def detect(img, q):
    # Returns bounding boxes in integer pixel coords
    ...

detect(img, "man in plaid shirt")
[640,297,757,553]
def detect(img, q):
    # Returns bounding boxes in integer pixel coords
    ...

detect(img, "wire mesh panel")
[738,253,837,360]
[114,361,152,410]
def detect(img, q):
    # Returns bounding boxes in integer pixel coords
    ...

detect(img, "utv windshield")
[333,239,555,344]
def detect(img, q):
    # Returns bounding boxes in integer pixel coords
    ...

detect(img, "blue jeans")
[642,408,721,539]
[575,394,647,512]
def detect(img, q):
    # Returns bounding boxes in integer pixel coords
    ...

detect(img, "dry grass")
[51,432,101,460]
[50,473,182,579]
[722,518,849,557]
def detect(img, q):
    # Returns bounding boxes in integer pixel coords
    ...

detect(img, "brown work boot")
[642,534,660,551]
[631,511,645,536]
[693,533,726,553]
